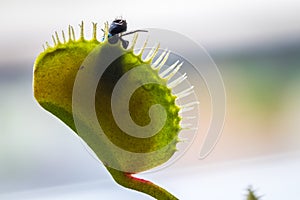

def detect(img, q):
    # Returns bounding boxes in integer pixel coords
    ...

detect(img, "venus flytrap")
[33,21,191,199]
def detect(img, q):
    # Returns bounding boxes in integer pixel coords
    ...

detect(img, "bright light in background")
[1,0,300,199]
[0,0,300,65]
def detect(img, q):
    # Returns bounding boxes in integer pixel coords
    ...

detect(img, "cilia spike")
[144,43,160,62]
[62,30,66,43]
[68,25,72,42]
[55,31,61,44]
[176,85,195,99]
[137,37,149,57]
[79,21,84,40]
[152,49,168,69]
[92,22,97,40]
[181,101,200,108]
[167,72,187,88]
[160,60,180,77]
[156,50,170,70]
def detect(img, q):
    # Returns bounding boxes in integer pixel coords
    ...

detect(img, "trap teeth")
[137,37,149,57]
[179,106,195,114]
[167,73,187,88]
[181,101,199,108]
[159,60,179,77]
[144,43,160,62]
[152,49,168,69]
[62,30,66,43]
[79,21,84,41]
[176,86,194,99]
[156,50,170,70]
[92,22,97,41]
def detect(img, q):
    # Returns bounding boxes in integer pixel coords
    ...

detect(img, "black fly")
[105,19,147,48]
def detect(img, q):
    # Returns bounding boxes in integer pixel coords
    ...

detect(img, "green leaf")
[33,21,180,199]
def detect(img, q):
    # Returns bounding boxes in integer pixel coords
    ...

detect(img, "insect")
[106,18,147,48]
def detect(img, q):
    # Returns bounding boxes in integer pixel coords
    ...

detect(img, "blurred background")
[0,0,300,199]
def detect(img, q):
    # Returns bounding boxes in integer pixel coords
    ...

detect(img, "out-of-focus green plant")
[246,186,261,200]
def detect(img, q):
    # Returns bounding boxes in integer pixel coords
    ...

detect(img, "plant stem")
[106,167,179,200]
